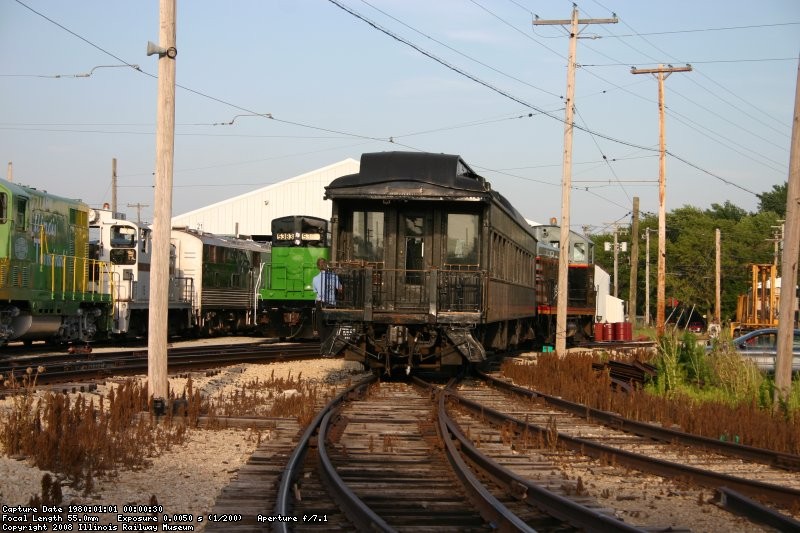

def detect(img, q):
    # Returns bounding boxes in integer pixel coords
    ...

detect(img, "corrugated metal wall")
[171,158,359,236]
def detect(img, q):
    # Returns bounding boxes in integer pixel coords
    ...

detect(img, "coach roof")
[325,151,490,199]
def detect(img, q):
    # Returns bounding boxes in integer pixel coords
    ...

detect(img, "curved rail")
[273,374,377,533]
[317,409,395,532]
[478,369,800,470]
[434,380,645,533]
[435,381,536,532]
[467,372,800,509]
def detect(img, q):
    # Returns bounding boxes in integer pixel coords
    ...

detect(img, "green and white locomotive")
[0,178,112,345]
[258,215,329,339]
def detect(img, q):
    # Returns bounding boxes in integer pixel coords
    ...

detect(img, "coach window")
[445,213,479,267]
[140,228,150,253]
[352,211,384,262]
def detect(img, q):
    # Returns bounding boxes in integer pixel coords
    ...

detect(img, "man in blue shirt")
[312,258,341,305]
[312,258,341,341]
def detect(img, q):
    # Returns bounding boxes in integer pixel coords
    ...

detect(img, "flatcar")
[530,224,597,343]
[0,178,112,345]
[258,215,329,339]
[89,207,193,338]
[319,151,538,375]
[171,227,269,336]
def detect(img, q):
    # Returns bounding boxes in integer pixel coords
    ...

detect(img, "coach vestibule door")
[394,211,430,308]
[402,214,425,283]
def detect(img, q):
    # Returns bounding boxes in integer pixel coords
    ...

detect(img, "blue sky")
[1,0,798,233]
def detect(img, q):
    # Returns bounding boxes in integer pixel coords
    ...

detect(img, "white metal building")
[171,158,360,236]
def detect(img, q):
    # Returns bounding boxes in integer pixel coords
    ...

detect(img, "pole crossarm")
[630,65,693,76]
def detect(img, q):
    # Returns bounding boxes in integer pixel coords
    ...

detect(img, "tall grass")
[502,335,800,454]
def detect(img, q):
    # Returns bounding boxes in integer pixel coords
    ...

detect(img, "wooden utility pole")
[644,230,651,326]
[112,158,118,214]
[631,64,692,336]
[715,228,721,326]
[775,57,800,405]
[148,0,177,407]
[604,223,627,299]
[127,202,149,224]
[535,7,617,354]
[629,197,640,323]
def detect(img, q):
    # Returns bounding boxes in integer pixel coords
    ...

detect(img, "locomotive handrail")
[42,254,113,302]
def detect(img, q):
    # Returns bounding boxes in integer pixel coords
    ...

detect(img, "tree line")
[592,183,789,324]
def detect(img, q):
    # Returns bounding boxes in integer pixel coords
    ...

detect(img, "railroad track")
[207,371,800,531]
[0,340,321,387]
[262,377,682,531]
[460,369,800,529]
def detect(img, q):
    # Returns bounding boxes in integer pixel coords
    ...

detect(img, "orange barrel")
[603,323,614,341]
[622,321,633,340]
[594,322,605,341]
[613,322,624,340]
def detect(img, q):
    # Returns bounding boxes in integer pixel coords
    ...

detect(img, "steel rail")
[1,343,320,385]
[478,369,800,470]
[273,374,377,533]
[440,388,646,532]
[317,409,396,532]
[715,487,800,532]
[435,381,536,532]
[452,384,800,509]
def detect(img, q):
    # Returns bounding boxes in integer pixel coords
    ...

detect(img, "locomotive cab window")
[445,213,479,267]
[110,248,136,265]
[572,241,587,262]
[111,225,136,248]
[15,197,27,230]
[0,193,7,223]
[140,228,150,253]
[352,211,384,262]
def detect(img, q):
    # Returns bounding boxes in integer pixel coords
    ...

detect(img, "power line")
[14,0,768,202]
[358,0,562,99]
[579,57,796,67]
[603,22,800,37]
[583,0,792,135]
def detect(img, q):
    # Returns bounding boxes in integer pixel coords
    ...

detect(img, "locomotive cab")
[89,208,193,337]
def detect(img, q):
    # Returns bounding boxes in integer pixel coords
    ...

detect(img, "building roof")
[170,158,359,236]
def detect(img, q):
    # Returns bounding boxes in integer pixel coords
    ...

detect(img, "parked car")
[727,328,800,373]
[687,321,705,333]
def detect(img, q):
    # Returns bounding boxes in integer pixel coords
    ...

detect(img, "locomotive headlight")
[294,239,301,245]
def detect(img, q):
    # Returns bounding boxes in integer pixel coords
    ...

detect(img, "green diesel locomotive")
[0,178,112,345]
[258,215,329,339]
